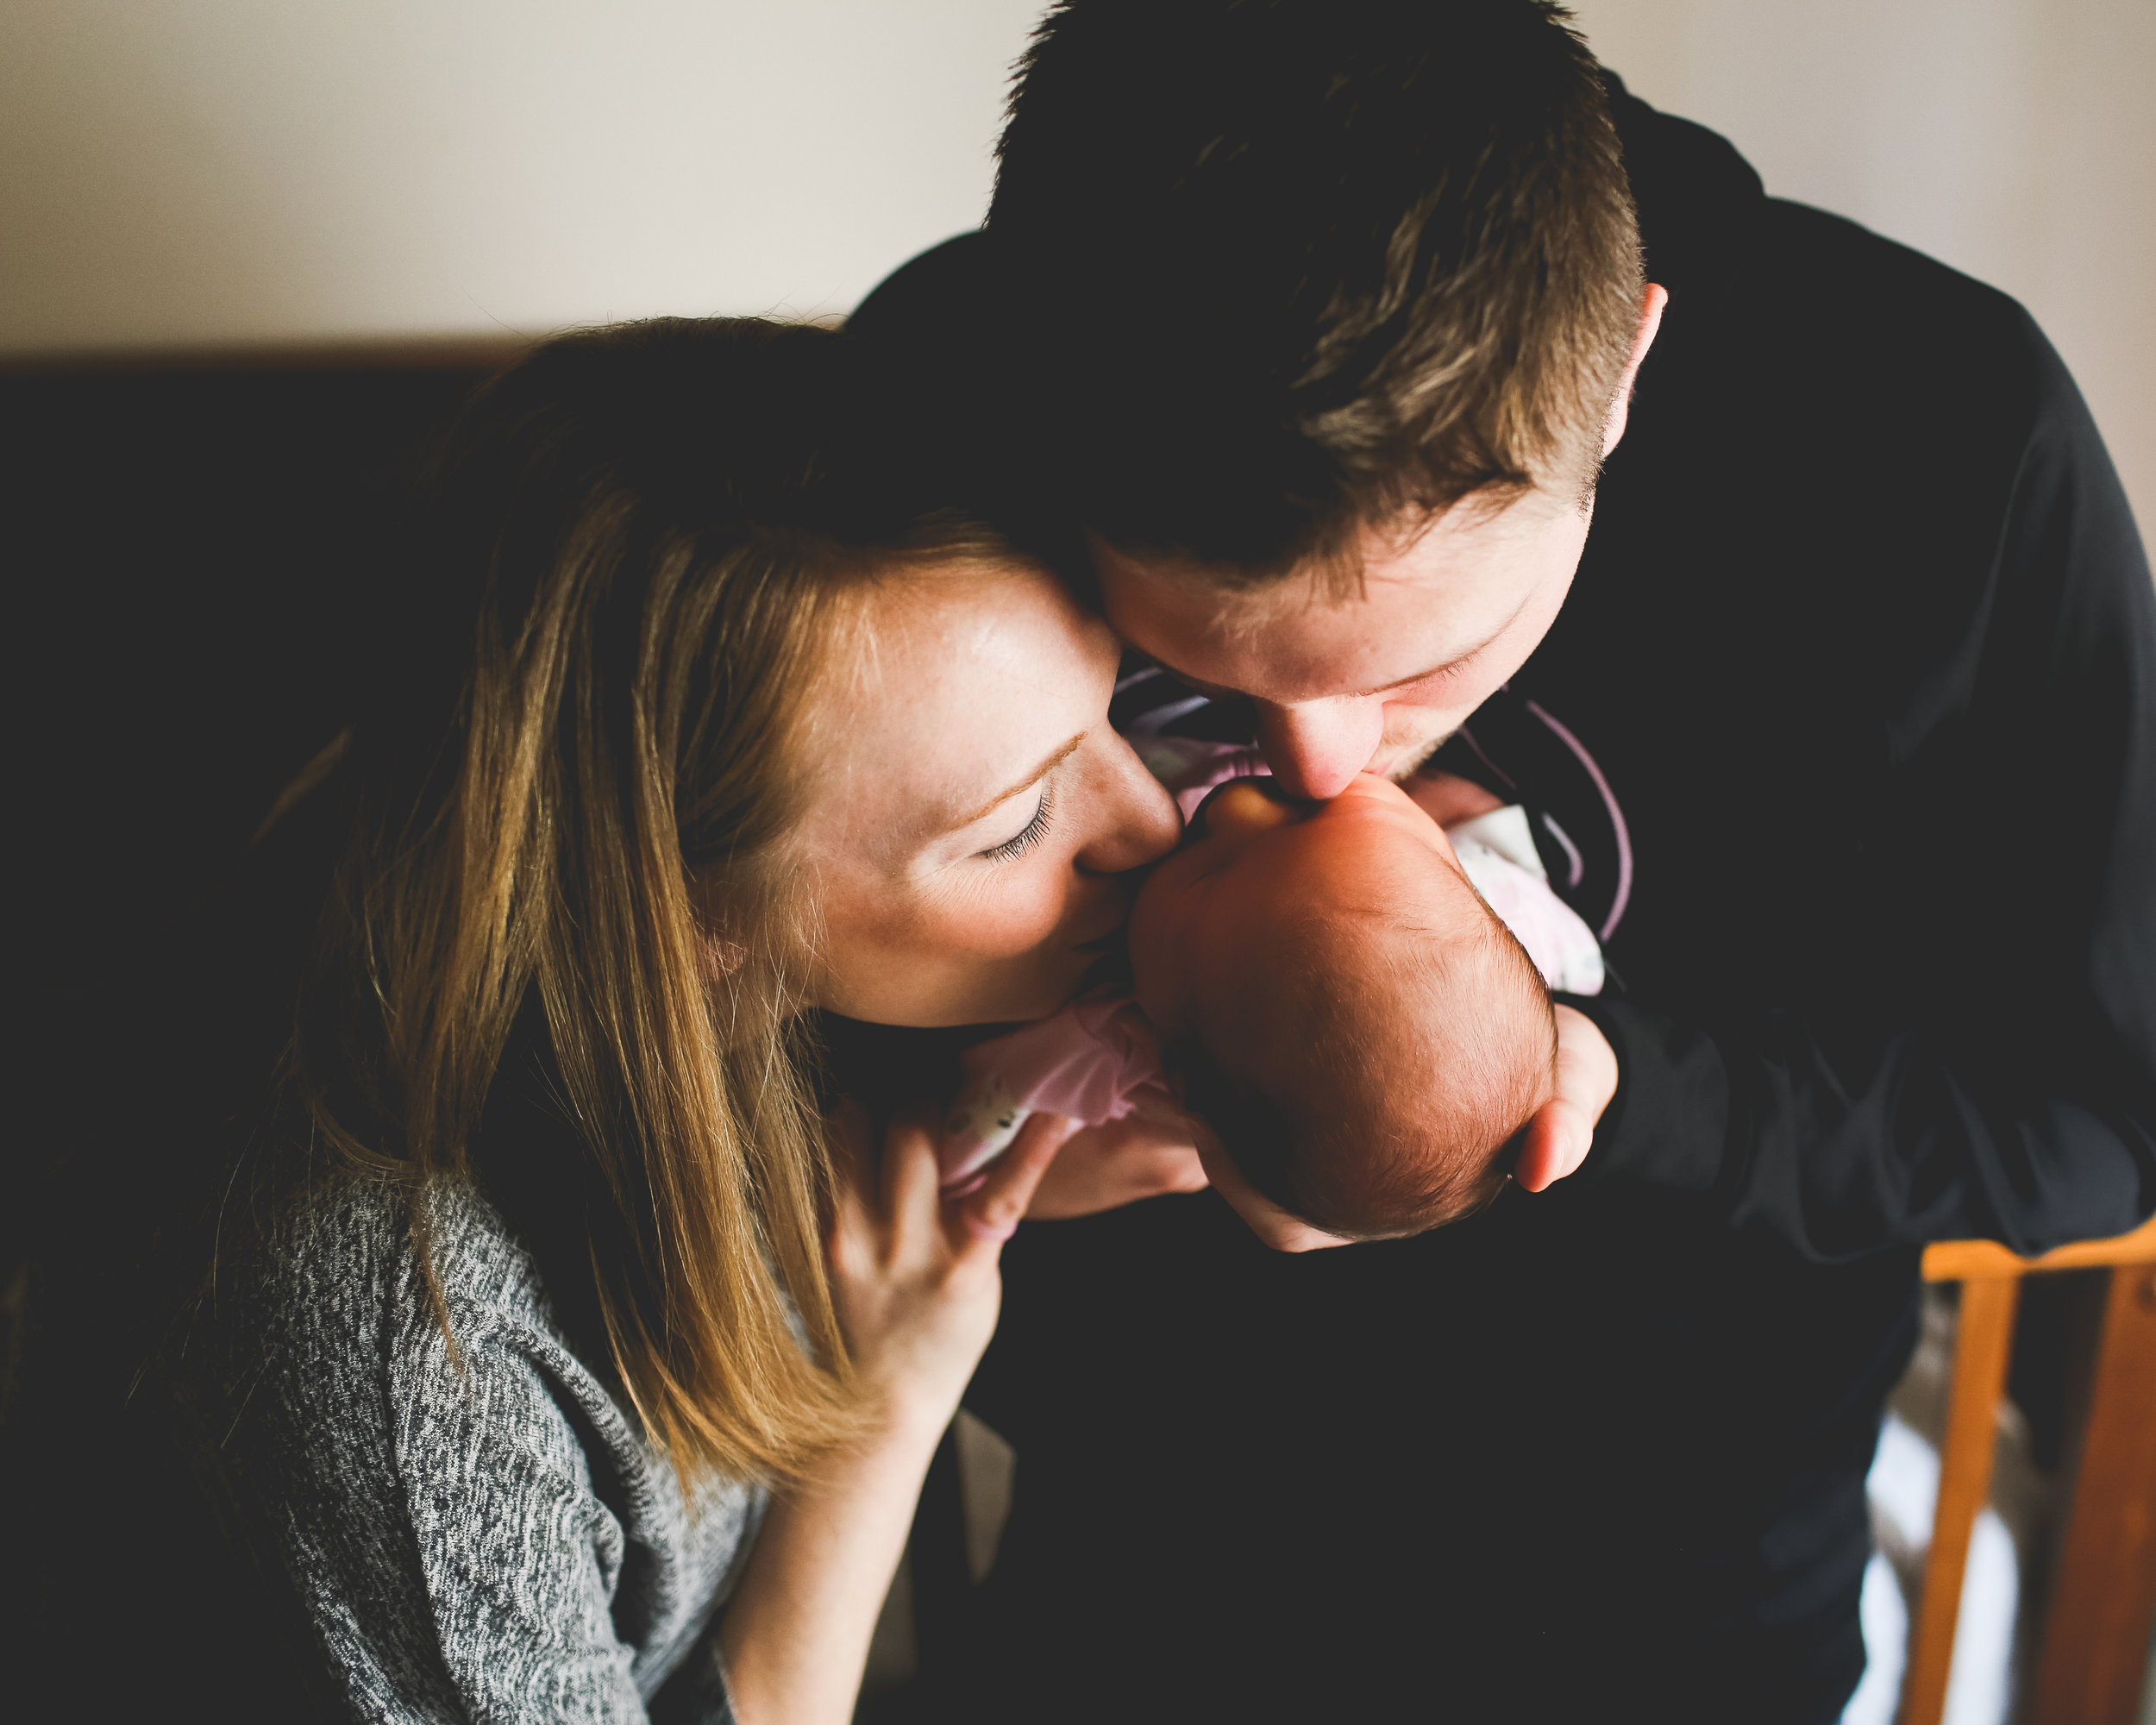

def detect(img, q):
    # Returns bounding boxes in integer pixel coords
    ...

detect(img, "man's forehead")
[1096,544,1501,702]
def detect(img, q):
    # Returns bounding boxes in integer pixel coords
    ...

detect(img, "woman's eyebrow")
[952,731,1087,828]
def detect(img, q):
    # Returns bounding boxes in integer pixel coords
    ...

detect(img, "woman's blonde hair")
[285,317,1006,1481]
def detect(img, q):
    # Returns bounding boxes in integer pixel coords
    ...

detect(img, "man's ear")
[1600,283,1670,458]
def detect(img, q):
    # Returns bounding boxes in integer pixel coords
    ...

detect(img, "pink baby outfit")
[936,737,1606,1189]
[938,995,1168,1195]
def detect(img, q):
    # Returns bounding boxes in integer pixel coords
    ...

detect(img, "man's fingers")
[1190,1118,1347,1252]
[1514,1008,1619,1193]
[956,1110,1075,1248]
[1513,1100,1589,1193]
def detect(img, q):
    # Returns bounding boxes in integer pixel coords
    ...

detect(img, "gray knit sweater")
[200,1177,765,1722]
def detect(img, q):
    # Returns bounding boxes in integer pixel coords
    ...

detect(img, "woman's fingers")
[827,1095,875,1189]
[955,1110,1075,1250]
[826,1096,879,1234]
[880,1109,944,1225]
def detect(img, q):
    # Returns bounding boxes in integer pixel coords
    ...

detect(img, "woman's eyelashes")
[978,784,1056,862]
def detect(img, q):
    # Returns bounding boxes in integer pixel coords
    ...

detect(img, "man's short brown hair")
[988,0,1643,583]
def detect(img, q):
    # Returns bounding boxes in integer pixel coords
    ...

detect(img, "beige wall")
[3,1,2148,527]
[1570,0,2154,536]
[0,1,1042,353]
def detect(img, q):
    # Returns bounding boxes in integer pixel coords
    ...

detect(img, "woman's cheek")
[926,864,1071,959]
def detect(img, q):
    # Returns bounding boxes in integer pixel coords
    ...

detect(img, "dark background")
[3,356,503,1281]
[0,349,2098,1546]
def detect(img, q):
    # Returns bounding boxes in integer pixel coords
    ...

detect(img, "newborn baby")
[1129,775,1558,1238]
[941,764,1585,1238]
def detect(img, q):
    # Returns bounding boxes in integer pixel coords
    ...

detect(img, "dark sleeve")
[1570,322,2156,1262]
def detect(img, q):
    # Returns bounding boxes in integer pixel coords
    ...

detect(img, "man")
[854,2,2155,1718]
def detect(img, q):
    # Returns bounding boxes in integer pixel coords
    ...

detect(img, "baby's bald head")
[1132,775,1556,1239]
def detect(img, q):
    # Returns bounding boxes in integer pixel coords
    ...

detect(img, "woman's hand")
[719,1104,1069,1725]
[826,1099,1074,1433]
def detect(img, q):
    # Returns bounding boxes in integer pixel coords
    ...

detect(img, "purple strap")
[1524,699,1633,943]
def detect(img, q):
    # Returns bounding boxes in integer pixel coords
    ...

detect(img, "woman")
[4,317,1188,1722]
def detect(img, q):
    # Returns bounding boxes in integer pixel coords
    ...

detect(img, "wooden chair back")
[1900,1216,2156,1725]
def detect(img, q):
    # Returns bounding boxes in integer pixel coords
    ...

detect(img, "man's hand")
[1513,1004,1619,1192]
[1025,1095,1211,1219]
[1185,1113,1348,1251]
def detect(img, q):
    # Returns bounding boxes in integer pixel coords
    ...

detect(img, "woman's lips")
[1067,902,1131,951]
[1071,921,1126,952]
[1063,879,1135,952]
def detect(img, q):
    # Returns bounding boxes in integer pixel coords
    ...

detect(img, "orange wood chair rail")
[1898,1215,2156,1725]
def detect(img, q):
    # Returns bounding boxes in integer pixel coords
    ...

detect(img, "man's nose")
[1254,699,1384,800]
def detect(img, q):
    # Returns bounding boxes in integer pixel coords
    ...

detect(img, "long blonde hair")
[285,317,1004,1480]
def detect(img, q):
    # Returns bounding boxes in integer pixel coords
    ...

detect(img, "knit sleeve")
[248,1184,749,1724]
[384,1306,659,1723]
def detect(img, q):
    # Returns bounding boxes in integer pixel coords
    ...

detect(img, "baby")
[940,740,1602,1239]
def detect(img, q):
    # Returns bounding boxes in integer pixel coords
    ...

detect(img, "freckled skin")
[788,562,1181,1028]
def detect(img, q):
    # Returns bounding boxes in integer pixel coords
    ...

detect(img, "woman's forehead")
[804,564,1111,842]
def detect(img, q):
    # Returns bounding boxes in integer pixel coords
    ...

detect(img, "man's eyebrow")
[1364,654,1472,695]
[953,731,1087,828]
[1357,595,1540,694]
[1151,593,1532,701]
[1148,634,1496,703]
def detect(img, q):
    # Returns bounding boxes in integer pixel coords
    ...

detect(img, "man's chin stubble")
[1385,724,1459,785]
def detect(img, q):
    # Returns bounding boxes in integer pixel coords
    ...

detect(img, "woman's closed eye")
[977,784,1056,862]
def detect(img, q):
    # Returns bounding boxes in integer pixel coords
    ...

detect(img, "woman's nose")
[1254,698,1385,800]
[1075,739,1184,874]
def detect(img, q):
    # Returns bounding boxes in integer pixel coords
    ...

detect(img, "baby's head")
[1130,775,1556,1239]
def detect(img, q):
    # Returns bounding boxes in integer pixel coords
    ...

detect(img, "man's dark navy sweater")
[856,85,2155,1724]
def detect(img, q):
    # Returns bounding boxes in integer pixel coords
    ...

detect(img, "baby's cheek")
[1128,876,1197,1029]
[1133,872,1261,1038]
